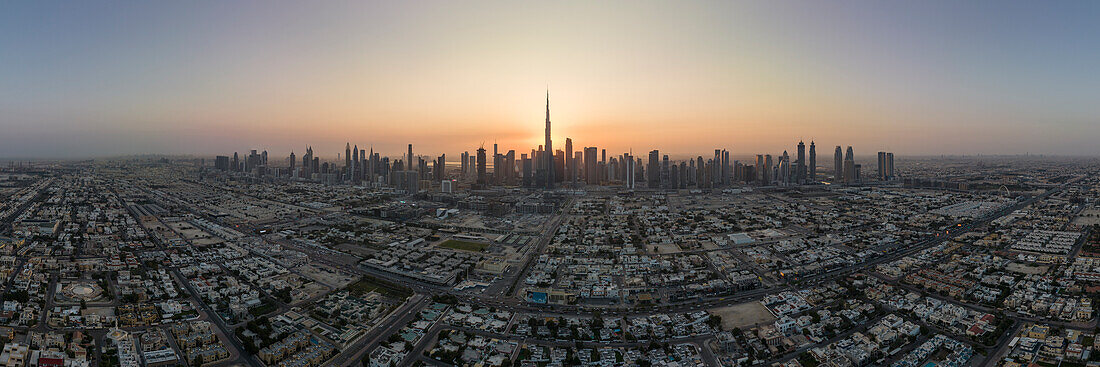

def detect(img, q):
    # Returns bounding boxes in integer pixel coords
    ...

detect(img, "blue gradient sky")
[1,1,1099,158]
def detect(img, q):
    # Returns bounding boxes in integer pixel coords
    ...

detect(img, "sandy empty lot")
[709,302,777,331]
[1006,262,1048,275]
[651,243,682,254]
[296,263,355,289]
[1074,209,1100,226]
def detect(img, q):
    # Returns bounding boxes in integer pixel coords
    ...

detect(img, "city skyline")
[4,2,1100,365]
[2,1,1100,158]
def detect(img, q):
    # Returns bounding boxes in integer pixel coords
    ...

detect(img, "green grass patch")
[345,275,414,300]
[439,239,489,252]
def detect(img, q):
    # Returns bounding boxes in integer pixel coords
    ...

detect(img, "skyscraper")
[565,138,574,184]
[584,147,598,185]
[648,150,660,188]
[215,156,229,171]
[352,144,359,181]
[834,146,843,181]
[521,153,532,187]
[460,151,468,178]
[624,153,635,189]
[544,91,554,189]
[844,146,856,184]
[796,140,806,184]
[661,155,670,189]
[407,144,414,176]
[435,154,446,181]
[808,141,816,183]
[476,146,487,187]
[755,154,765,183]
[780,150,791,185]
[722,150,730,187]
[886,152,895,180]
[877,151,888,181]
[764,154,773,184]
[345,142,351,174]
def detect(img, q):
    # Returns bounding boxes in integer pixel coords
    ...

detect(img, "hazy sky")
[2,1,1099,159]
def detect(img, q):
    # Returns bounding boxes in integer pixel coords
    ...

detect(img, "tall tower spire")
[544,90,554,189]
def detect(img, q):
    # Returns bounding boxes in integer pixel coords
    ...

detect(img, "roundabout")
[59,280,105,303]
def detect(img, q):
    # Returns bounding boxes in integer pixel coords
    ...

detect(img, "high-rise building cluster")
[210,94,894,192]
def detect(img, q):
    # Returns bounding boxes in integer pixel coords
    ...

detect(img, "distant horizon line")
[0,152,1093,163]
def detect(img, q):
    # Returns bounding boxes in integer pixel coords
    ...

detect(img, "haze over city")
[7,3,1100,367]
[2,1,1100,158]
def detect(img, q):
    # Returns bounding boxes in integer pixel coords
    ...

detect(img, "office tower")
[467,154,475,180]
[610,156,620,182]
[780,151,791,185]
[441,179,453,193]
[673,161,682,187]
[670,162,680,189]
[569,148,578,185]
[493,152,501,185]
[755,155,765,183]
[764,155,773,184]
[854,164,862,184]
[584,147,598,185]
[574,151,583,184]
[808,141,816,183]
[844,146,855,184]
[877,151,887,181]
[391,159,404,187]
[796,140,806,184]
[834,146,843,181]
[435,154,445,181]
[214,156,229,171]
[661,155,670,189]
[476,147,487,187]
[521,154,532,187]
[534,147,543,186]
[554,150,565,184]
[686,157,694,186]
[494,146,503,184]
[460,152,468,177]
[246,149,260,171]
[418,157,428,180]
[369,148,377,183]
[353,145,360,177]
[886,152,894,180]
[403,171,419,193]
[565,138,573,184]
[504,150,514,185]
[712,150,720,187]
[407,144,414,176]
[648,150,660,188]
[734,161,743,182]
[722,150,730,187]
[544,91,554,189]
[261,150,267,166]
[231,152,239,172]
[345,143,352,173]
[624,153,635,189]
[289,151,296,170]
[304,146,314,175]
[695,156,705,188]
